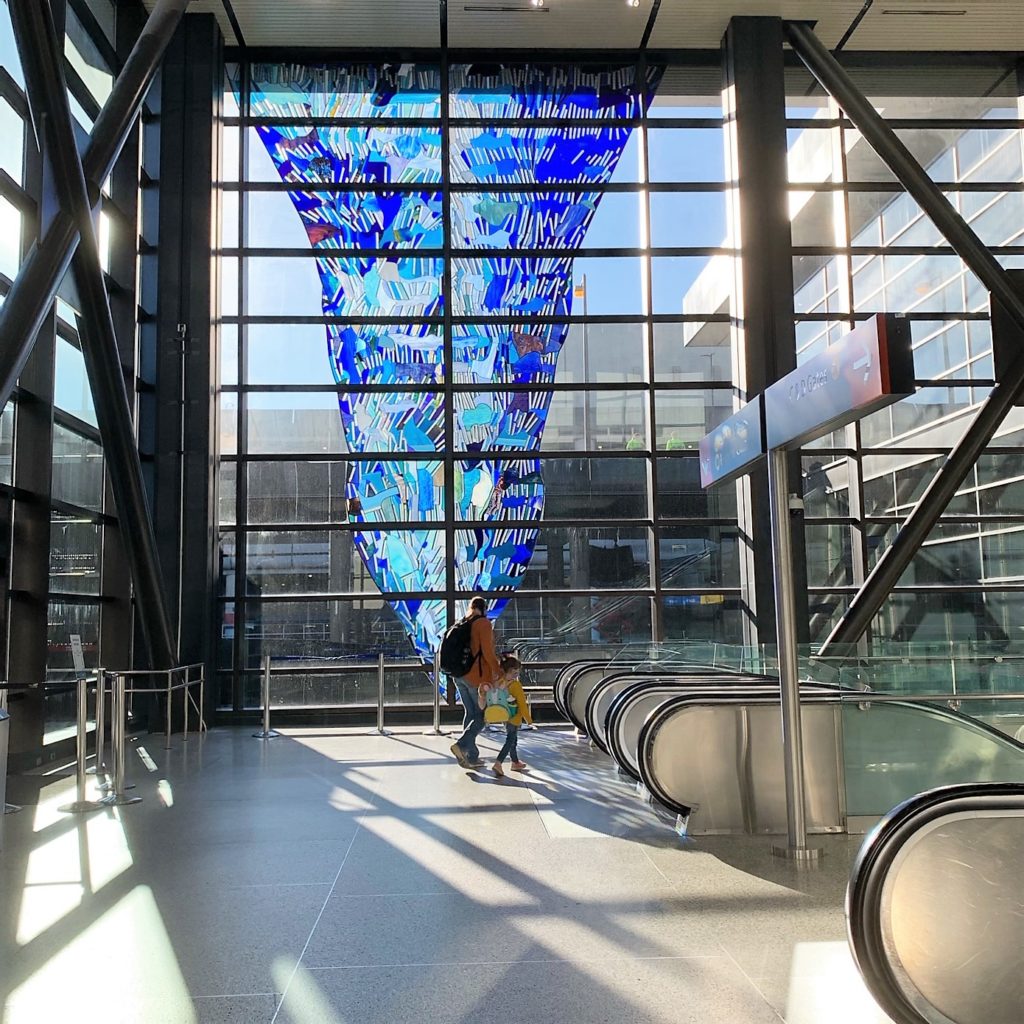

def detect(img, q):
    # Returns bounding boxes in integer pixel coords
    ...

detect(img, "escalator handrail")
[846,782,1024,1024]
[602,675,777,772]
[553,659,620,719]
[564,663,738,733]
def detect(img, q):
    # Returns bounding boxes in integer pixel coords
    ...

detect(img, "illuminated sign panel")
[699,397,765,488]
[763,314,913,451]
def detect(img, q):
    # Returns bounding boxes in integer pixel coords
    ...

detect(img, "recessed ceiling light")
[531,0,544,6]
[626,0,641,6]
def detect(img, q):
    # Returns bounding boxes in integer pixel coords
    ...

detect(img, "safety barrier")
[56,664,206,814]
[253,653,450,740]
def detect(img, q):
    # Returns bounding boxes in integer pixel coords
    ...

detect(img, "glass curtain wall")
[0,0,144,746]
[785,66,1024,646]
[217,57,738,709]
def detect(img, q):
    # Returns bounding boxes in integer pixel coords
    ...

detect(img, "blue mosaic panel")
[245,62,661,660]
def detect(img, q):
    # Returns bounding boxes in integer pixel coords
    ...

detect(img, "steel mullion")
[231,55,250,711]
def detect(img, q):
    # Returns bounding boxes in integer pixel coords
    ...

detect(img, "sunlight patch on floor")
[785,941,895,1024]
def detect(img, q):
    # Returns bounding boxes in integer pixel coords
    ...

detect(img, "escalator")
[847,782,1024,1024]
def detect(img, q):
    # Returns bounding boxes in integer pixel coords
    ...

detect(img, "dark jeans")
[496,722,519,764]
[454,678,484,761]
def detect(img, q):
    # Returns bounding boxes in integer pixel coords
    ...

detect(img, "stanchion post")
[424,648,449,736]
[253,654,279,739]
[58,674,104,813]
[101,673,141,806]
[87,668,106,775]
[369,652,391,736]
[165,669,173,750]
[182,666,189,742]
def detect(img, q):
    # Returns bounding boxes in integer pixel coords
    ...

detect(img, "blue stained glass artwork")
[245,62,662,661]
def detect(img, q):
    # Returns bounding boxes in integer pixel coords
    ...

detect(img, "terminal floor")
[0,726,896,1024]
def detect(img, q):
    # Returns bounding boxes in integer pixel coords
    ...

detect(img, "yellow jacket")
[507,678,533,727]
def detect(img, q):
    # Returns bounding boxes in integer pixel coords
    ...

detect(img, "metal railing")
[52,664,207,814]
[253,653,450,739]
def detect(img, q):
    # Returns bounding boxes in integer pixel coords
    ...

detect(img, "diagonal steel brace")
[0,0,189,409]
[785,21,1024,653]
[8,0,184,669]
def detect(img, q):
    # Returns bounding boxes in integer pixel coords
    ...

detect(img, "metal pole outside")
[87,669,106,776]
[369,652,391,736]
[767,449,820,863]
[253,655,279,739]
[101,674,141,807]
[424,649,450,736]
[58,675,104,814]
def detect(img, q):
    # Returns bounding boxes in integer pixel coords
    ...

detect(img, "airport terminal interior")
[0,1,1022,1021]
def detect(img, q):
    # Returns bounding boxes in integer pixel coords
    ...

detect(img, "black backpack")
[438,616,480,677]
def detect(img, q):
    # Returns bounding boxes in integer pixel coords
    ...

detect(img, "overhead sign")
[763,313,913,450]
[699,396,765,488]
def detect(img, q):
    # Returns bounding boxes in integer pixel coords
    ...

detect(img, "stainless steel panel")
[568,666,616,731]
[747,705,843,834]
[647,702,843,835]
[883,810,1024,1024]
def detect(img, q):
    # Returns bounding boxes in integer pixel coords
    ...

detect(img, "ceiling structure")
[144,0,1024,52]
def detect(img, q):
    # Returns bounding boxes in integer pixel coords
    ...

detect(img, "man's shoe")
[450,743,469,767]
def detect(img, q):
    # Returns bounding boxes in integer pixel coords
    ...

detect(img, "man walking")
[450,596,500,768]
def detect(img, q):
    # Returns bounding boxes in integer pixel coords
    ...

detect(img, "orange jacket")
[462,614,501,687]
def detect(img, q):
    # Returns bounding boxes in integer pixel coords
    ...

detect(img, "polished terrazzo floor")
[0,726,896,1023]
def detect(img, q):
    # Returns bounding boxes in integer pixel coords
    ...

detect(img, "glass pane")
[842,702,1024,818]
[654,388,732,449]
[246,529,439,595]
[654,322,731,382]
[52,425,103,511]
[448,64,645,120]
[49,515,101,595]
[248,62,442,120]
[660,595,745,643]
[247,460,349,524]
[242,596,423,665]
[0,1,24,87]
[246,392,347,455]
[247,189,443,250]
[219,462,236,525]
[805,523,854,588]
[46,601,99,672]
[246,323,335,386]
[553,322,647,385]
[652,255,729,315]
[802,457,850,518]
[649,190,728,248]
[0,401,14,486]
[54,337,96,426]
[0,194,22,280]
[456,456,648,521]
[860,386,978,448]
[0,96,23,184]
[491,593,653,646]
[64,7,113,105]
[659,525,740,588]
[507,526,652,591]
[656,456,737,519]
[539,390,648,452]
[451,189,641,250]
[647,128,726,182]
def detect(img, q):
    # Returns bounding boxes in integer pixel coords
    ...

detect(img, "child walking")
[492,654,532,777]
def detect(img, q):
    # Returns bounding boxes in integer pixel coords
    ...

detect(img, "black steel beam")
[782,22,1024,652]
[9,0,176,670]
[0,0,189,412]
[723,17,809,645]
